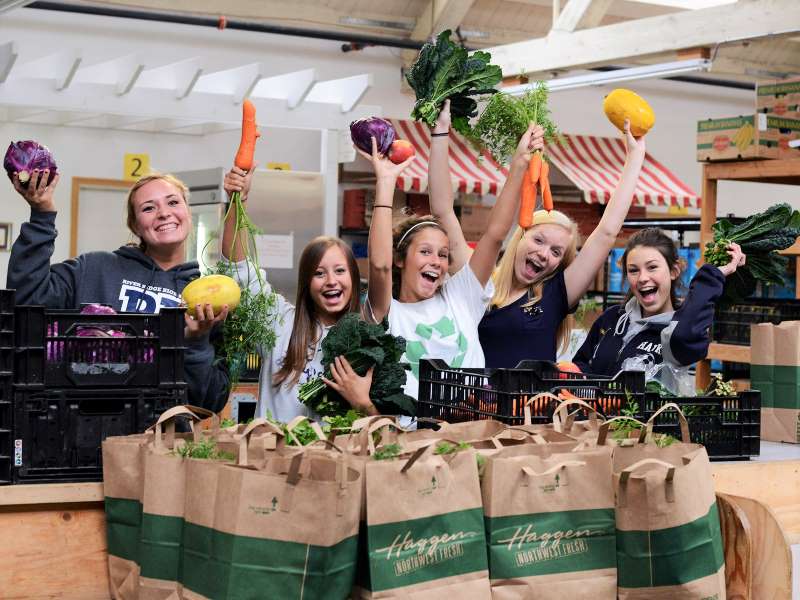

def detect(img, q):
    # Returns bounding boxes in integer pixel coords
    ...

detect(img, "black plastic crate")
[13,302,186,388]
[0,376,11,485]
[712,300,800,346]
[9,385,185,484]
[642,391,760,461]
[417,359,645,426]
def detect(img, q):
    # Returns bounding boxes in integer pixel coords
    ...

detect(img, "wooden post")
[697,162,717,389]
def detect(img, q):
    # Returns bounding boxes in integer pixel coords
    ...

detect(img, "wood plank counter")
[0,482,111,599]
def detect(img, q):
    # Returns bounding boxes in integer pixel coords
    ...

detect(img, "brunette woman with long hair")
[222,167,376,420]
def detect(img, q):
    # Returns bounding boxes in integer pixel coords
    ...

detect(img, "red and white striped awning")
[547,134,701,208]
[388,119,509,195]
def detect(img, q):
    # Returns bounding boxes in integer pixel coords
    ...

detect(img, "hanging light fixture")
[504,58,713,95]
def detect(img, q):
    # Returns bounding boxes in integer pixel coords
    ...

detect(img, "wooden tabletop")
[0,482,104,506]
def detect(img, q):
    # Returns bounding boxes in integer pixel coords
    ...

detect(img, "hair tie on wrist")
[373,205,393,209]
[431,132,449,137]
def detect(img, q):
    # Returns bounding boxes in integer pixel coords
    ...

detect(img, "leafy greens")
[298,313,415,418]
[703,203,800,303]
[406,30,502,137]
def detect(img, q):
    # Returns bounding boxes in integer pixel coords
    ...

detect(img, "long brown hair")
[491,210,578,354]
[621,227,684,310]
[392,213,447,299]
[274,236,361,387]
[125,173,191,252]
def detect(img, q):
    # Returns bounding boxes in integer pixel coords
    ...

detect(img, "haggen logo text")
[375,529,481,560]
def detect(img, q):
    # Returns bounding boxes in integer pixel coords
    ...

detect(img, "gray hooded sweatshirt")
[6,209,229,412]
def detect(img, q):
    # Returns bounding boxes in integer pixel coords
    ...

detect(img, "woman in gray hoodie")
[6,167,230,412]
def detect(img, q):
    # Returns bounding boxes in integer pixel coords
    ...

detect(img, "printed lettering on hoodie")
[119,279,181,313]
[635,341,662,355]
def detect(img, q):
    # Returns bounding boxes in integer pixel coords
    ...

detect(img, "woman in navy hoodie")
[6,168,230,412]
[572,228,745,376]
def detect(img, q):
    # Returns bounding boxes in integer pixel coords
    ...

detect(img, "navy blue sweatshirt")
[7,209,229,412]
[572,264,725,376]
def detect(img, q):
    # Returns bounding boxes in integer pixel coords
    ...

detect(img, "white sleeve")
[223,258,293,335]
[442,263,494,324]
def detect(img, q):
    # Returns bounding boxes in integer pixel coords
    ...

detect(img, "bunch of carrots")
[519,150,553,229]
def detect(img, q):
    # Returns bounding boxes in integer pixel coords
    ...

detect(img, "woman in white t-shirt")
[222,166,377,421]
[359,124,544,400]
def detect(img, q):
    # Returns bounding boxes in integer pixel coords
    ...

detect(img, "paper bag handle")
[236,419,286,466]
[151,405,216,450]
[400,438,462,473]
[279,449,351,516]
[642,402,690,444]
[618,458,676,505]
[552,398,602,433]
[596,416,648,446]
[366,418,406,455]
[284,415,327,446]
[523,392,559,426]
[504,427,548,445]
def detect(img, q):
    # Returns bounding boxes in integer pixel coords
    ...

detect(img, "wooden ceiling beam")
[552,0,614,32]
[487,0,800,76]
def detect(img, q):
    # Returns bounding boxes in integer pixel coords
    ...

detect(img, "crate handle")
[642,402,690,444]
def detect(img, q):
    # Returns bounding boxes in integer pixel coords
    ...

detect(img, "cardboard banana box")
[696,114,800,162]
[757,77,800,119]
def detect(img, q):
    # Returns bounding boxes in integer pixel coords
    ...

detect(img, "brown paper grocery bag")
[482,441,617,599]
[364,444,491,599]
[751,321,800,443]
[138,406,217,600]
[612,404,725,600]
[187,450,362,599]
[102,405,211,600]
[180,418,281,599]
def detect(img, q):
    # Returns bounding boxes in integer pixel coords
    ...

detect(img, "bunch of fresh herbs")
[174,438,235,461]
[470,82,561,165]
[298,313,415,417]
[704,203,800,303]
[406,29,502,137]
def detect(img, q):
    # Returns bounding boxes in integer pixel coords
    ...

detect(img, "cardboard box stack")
[697,76,800,162]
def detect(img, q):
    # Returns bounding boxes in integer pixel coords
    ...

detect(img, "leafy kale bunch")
[703,203,800,303]
[471,81,561,165]
[298,313,415,418]
[406,29,502,137]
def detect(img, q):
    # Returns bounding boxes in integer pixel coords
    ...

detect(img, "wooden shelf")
[707,342,751,364]
[697,158,800,387]
[0,482,104,507]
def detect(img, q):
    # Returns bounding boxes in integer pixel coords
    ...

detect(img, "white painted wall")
[1,8,798,287]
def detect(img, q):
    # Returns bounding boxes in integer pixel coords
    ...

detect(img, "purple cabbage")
[350,117,396,156]
[4,140,58,187]
[80,304,117,315]
[76,327,126,338]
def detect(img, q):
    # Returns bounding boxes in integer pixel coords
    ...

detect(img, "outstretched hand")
[623,119,646,161]
[224,162,257,203]
[355,137,415,183]
[716,242,746,277]
[184,303,229,340]
[511,122,545,170]
[433,99,451,134]
[12,169,59,212]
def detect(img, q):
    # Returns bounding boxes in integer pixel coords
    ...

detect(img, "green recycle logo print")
[404,316,468,378]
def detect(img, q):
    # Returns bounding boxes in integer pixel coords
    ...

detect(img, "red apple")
[388,139,415,164]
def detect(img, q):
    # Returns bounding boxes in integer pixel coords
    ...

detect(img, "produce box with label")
[696,114,800,161]
[757,76,800,118]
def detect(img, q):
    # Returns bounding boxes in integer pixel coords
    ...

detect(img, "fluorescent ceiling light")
[627,0,737,8]
[504,59,712,95]
[0,0,31,13]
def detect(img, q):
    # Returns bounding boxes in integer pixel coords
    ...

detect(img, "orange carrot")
[234,99,260,171]
[540,160,553,212]
[519,154,541,229]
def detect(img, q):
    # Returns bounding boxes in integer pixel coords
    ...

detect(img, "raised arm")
[429,100,470,273]
[469,123,543,286]
[564,121,645,307]
[221,163,257,262]
[359,138,415,323]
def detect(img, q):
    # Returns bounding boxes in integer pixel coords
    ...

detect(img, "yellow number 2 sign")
[123,153,151,181]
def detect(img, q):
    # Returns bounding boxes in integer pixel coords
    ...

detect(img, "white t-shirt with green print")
[386,264,494,400]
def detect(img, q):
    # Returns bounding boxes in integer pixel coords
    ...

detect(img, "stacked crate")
[3,289,187,484]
